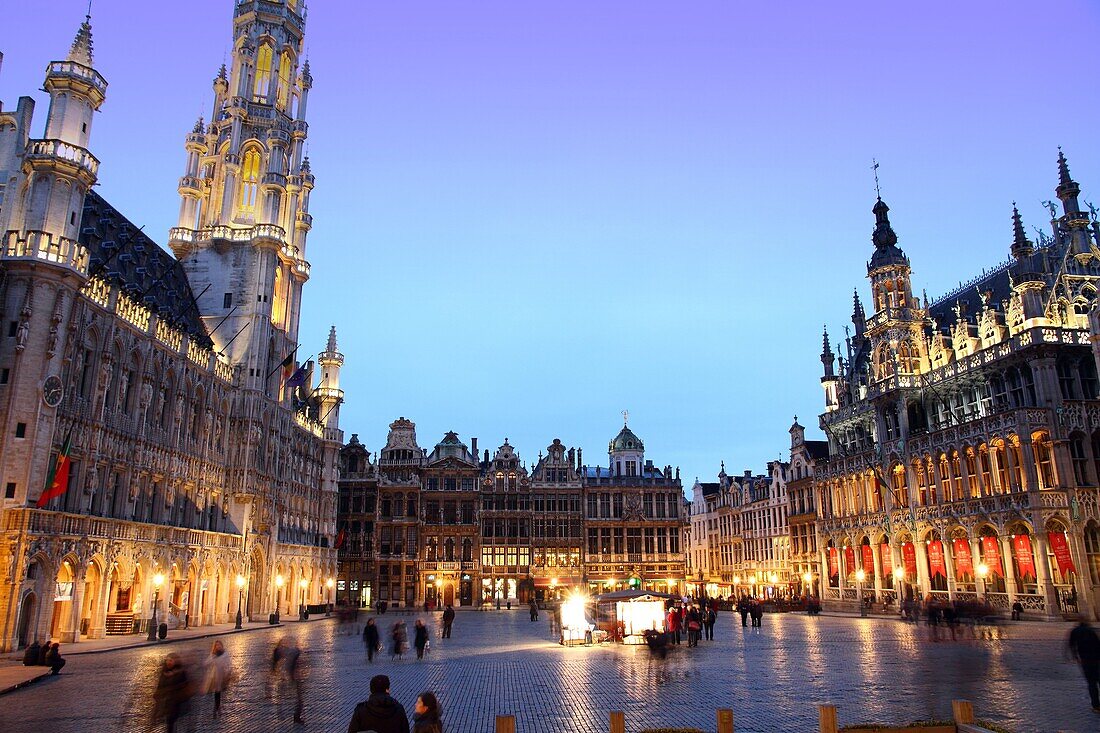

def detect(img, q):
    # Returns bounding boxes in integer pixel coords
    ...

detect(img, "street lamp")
[855,568,867,617]
[326,578,334,616]
[235,574,245,629]
[148,572,165,641]
[274,574,285,624]
[299,578,309,620]
[802,571,813,596]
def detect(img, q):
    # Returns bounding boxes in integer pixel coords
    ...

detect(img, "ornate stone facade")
[0,2,342,652]
[814,155,1100,619]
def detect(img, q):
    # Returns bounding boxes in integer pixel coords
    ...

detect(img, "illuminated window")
[277,51,293,110]
[238,148,261,215]
[254,45,273,101]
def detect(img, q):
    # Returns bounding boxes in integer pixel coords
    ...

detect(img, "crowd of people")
[21,638,66,675]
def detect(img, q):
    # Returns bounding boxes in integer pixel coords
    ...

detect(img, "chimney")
[471,437,477,457]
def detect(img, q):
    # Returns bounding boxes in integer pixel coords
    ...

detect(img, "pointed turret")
[852,289,866,336]
[67,15,94,67]
[317,325,344,430]
[1056,147,1084,218]
[820,325,835,377]
[867,197,910,272]
[1010,203,1033,260]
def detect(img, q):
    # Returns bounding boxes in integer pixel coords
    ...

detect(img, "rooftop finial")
[1057,146,1073,187]
[326,325,338,353]
[1010,202,1033,260]
[67,13,94,66]
[622,409,629,426]
[872,158,882,200]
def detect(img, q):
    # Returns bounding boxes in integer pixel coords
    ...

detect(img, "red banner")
[828,547,839,577]
[844,546,856,576]
[1047,531,1077,576]
[953,538,974,577]
[902,543,917,578]
[981,536,1003,577]
[1013,534,1036,580]
[927,540,947,579]
[861,544,875,575]
[880,543,893,577]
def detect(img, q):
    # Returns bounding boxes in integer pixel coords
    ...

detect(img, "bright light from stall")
[618,599,665,636]
[560,592,589,631]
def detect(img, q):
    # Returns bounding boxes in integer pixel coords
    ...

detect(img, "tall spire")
[1010,202,1033,260]
[852,289,866,336]
[67,14,94,67]
[821,325,835,377]
[325,324,338,354]
[871,197,898,249]
[1056,147,1082,216]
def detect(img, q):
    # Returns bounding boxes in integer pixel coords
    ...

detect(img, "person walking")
[750,599,763,628]
[1066,617,1100,712]
[272,637,306,725]
[202,640,235,718]
[705,606,717,641]
[391,620,408,659]
[154,652,192,733]
[347,674,410,733]
[412,691,444,733]
[686,606,702,647]
[666,607,681,645]
[364,617,380,662]
[737,596,750,627]
[529,600,539,622]
[414,619,429,660]
[44,642,66,675]
[441,605,455,638]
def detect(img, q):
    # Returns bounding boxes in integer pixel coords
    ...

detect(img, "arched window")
[277,51,293,111]
[937,453,951,502]
[238,148,261,216]
[254,45,273,101]
[877,344,895,380]
[898,341,916,374]
[1033,432,1056,489]
[1085,522,1100,585]
[891,464,907,507]
[1070,432,1092,487]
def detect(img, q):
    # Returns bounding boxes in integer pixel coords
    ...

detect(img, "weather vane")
[872,158,881,199]
[622,410,629,426]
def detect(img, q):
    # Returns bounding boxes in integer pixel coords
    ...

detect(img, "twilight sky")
[2,1,1098,487]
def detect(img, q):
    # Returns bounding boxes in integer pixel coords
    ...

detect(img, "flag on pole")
[284,364,308,390]
[334,525,347,550]
[36,430,73,508]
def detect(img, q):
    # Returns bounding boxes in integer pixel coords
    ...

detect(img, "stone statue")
[1087,200,1098,222]
[15,320,29,351]
[1042,200,1059,219]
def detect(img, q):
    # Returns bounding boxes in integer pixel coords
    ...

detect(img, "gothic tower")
[168,0,314,388]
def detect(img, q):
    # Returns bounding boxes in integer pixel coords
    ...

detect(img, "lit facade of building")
[335,422,688,607]
[814,156,1100,619]
[0,1,342,653]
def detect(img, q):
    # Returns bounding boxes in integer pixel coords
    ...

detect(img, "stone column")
[1000,535,1019,602]
[970,537,987,597]
[913,540,931,598]
[1020,439,1041,492]
[1031,531,1058,615]
[64,567,86,644]
[943,539,957,600]
[871,542,884,602]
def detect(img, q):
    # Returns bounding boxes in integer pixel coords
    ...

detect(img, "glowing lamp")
[276,575,285,588]
[326,578,335,589]
[733,575,741,585]
[802,572,812,584]
[769,573,779,584]
[550,578,558,587]
[299,578,308,589]
[153,573,165,588]
[435,578,442,588]
[976,563,989,578]
[855,569,866,583]
[893,567,904,581]
[236,574,246,588]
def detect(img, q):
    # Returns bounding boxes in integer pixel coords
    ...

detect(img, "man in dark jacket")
[347,674,410,733]
[1067,617,1100,711]
[737,597,750,627]
[44,642,66,675]
[441,605,455,639]
[364,618,380,663]
[22,639,41,666]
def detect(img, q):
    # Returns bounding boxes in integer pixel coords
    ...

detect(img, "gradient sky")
[2,1,1098,488]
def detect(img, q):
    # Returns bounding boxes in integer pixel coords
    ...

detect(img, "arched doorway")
[50,559,75,641]
[443,582,455,607]
[17,592,38,648]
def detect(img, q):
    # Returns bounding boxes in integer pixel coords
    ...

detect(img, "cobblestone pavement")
[0,610,1094,733]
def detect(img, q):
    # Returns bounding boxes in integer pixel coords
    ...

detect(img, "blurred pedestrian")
[750,599,763,628]
[44,642,66,675]
[412,691,443,733]
[414,619,429,660]
[271,637,306,724]
[154,652,192,733]
[705,606,716,641]
[364,617,380,662]
[347,674,410,733]
[391,620,408,660]
[737,597,750,627]
[442,605,455,638]
[202,639,235,718]
[1066,617,1100,712]
[529,600,539,622]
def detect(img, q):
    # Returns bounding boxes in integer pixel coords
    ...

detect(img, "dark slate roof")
[699,482,721,496]
[805,441,829,461]
[79,191,212,348]
[582,466,666,479]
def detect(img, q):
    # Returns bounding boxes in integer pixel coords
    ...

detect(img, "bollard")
[610,710,625,733]
[951,700,974,725]
[717,708,735,733]
[818,704,838,733]
[495,715,516,733]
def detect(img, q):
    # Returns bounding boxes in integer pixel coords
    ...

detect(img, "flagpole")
[265,345,300,380]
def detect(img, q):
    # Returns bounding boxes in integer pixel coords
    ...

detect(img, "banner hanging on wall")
[981,536,1003,577]
[880,544,893,577]
[828,547,839,578]
[1047,531,1076,576]
[927,540,948,579]
[844,546,856,577]
[902,543,918,578]
[953,538,974,577]
[1012,534,1036,580]
[861,544,875,575]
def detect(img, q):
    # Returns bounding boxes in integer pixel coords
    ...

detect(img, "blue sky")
[2,1,1097,487]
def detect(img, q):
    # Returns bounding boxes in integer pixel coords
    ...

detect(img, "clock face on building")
[43,375,64,408]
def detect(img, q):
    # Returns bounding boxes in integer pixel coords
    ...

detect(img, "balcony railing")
[46,61,108,96]
[26,138,100,178]
[5,508,242,549]
[1,230,89,274]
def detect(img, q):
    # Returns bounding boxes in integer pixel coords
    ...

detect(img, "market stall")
[594,589,677,644]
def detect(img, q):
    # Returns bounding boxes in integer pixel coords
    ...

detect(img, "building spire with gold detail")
[1010,202,1033,260]
[67,14,95,67]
